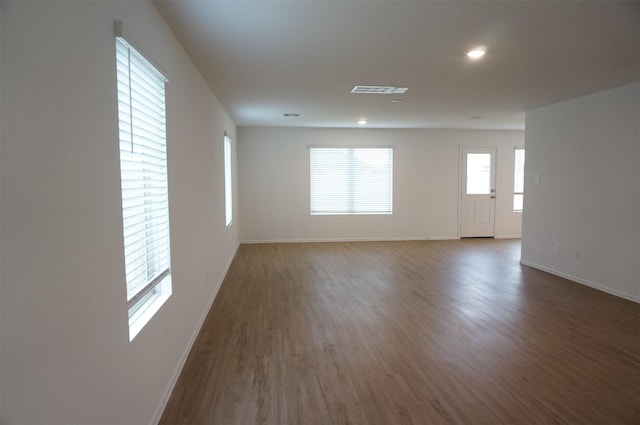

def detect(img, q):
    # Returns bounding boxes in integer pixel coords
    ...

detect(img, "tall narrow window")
[514,148,525,211]
[224,135,233,226]
[310,147,393,215]
[115,31,171,340]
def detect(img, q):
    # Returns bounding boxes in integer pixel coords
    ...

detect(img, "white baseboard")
[240,236,460,244]
[495,234,522,239]
[151,243,240,425]
[519,259,640,304]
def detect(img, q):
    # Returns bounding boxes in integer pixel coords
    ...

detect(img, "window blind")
[310,147,393,215]
[224,135,233,226]
[115,37,171,312]
[514,148,525,211]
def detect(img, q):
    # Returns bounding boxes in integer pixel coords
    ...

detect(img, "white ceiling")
[154,0,640,130]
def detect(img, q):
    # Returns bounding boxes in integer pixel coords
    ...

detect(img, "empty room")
[1,1,639,425]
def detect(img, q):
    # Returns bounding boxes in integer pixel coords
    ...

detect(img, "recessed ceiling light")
[467,48,486,59]
[351,86,408,94]
[391,99,403,103]
[358,119,367,125]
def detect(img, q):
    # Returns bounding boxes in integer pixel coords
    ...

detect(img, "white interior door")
[460,147,496,237]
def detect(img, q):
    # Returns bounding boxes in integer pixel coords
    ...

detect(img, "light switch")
[533,173,540,184]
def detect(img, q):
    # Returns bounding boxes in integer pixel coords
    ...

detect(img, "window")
[310,147,393,215]
[514,148,525,211]
[115,31,172,340]
[224,135,233,226]
[466,153,492,195]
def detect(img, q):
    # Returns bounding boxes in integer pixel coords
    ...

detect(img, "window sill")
[128,274,172,341]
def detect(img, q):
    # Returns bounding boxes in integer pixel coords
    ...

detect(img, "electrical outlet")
[574,250,581,260]
[554,243,560,255]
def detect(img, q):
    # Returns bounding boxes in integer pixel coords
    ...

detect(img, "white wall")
[522,82,640,302]
[238,127,523,242]
[0,1,238,424]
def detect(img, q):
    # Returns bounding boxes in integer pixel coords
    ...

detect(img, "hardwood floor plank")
[159,240,640,425]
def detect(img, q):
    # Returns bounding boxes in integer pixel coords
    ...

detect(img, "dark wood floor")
[159,239,640,425]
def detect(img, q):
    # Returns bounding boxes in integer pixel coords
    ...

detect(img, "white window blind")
[514,148,525,211]
[224,135,233,226]
[310,147,393,215]
[116,35,172,339]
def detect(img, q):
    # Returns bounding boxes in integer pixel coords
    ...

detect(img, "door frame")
[458,146,497,238]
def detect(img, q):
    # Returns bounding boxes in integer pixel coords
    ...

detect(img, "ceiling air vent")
[351,85,408,94]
